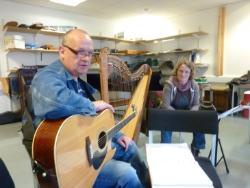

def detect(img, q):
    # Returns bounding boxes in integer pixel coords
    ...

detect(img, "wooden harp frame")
[98,49,152,141]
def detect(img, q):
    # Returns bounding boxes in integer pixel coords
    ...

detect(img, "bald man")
[31,29,148,187]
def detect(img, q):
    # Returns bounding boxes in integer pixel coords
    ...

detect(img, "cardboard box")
[4,35,25,49]
[0,77,10,95]
[118,50,148,55]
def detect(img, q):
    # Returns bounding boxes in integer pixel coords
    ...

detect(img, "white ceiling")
[6,0,246,20]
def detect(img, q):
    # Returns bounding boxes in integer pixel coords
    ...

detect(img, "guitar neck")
[107,111,136,139]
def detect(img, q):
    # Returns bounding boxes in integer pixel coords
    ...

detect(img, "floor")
[0,116,250,188]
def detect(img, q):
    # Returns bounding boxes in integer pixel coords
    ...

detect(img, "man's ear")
[59,46,66,60]
[59,46,64,54]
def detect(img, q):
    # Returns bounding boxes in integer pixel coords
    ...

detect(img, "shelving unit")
[195,63,209,78]
[3,26,138,59]
[4,26,208,44]
[0,26,210,114]
[1,26,62,75]
[4,26,135,43]
[2,26,209,76]
[93,51,140,56]
[137,31,208,43]
[144,48,207,56]
[91,35,135,43]
[7,48,58,53]
[139,32,209,81]
[4,26,65,36]
[195,63,209,67]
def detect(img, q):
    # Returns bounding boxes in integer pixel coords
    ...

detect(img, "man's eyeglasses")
[63,44,93,57]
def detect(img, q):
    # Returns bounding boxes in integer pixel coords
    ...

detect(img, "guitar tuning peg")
[131,104,137,113]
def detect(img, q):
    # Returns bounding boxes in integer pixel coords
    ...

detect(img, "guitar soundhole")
[98,132,107,149]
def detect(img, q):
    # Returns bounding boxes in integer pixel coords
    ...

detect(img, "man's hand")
[93,100,114,113]
[117,135,132,151]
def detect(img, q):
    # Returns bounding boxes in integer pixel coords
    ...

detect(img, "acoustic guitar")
[32,107,136,188]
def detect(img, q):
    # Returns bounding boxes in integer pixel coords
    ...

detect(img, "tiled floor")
[0,122,35,188]
[0,116,250,188]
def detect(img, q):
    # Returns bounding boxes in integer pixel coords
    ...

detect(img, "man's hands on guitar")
[93,100,132,150]
[117,135,132,151]
[93,100,115,113]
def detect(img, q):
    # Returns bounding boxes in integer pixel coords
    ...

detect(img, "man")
[31,29,148,187]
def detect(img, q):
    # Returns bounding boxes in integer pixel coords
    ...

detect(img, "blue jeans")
[161,131,205,149]
[93,141,146,188]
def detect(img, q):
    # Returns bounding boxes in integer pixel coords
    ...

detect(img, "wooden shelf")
[4,26,135,43]
[91,36,135,43]
[4,26,208,44]
[144,48,207,56]
[93,51,142,56]
[93,52,127,56]
[7,48,58,53]
[6,48,207,58]
[195,63,209,68]
[4,26,65,36]
[3,27,209,67]
[138,31,208,43]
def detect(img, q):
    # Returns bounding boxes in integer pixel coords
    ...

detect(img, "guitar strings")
[97,126,117,146]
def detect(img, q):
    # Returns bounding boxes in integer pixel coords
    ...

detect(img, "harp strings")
[107,55,150,121]
[108,59,135,120]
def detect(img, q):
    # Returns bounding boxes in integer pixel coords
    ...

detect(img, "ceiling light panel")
[50,0,87,7]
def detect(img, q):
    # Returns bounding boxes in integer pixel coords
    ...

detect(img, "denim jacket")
[31,60,123,140]
[32,59,97,121]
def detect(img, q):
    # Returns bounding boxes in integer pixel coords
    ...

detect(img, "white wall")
[111,8,219,78]
[1,0,249,78]
[224,1,250,77]
[0,1,114,36]
[144,9,218,77]
[0,0,116,113]
[0,0,117,73]
[0,1,139,74]
[111,1,250,81]
[1,0,250,113]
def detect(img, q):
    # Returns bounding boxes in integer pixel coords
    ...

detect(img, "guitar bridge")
[86,137,93,167]
[85,136,107,170]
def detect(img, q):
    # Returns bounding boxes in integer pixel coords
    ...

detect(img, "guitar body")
[32,109,116,188]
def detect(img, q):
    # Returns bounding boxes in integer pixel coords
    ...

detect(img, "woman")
[160,59,205,155]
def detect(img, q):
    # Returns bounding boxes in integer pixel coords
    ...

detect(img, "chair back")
[147,108,219,166]
[147,108,218,134]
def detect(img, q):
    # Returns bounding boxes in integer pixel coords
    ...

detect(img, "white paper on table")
[146,143,213,188]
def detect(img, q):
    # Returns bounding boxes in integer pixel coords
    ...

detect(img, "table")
[146,143,213,188]
[201,83,230,112]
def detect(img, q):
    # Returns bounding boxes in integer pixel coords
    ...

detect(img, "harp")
[98,48,152,141]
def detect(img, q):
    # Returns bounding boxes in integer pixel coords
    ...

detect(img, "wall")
[0,1,115,36]
[0,0,116,113]
[0,0,118,73]
[112,8,218,78]
[0,1,139,113]
[224,1,250,77]
[111,1,250,81]
[1,1,249,77]
[1,0,250,113]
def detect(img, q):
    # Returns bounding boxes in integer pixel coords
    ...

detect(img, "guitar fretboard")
[107,111,136,139]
